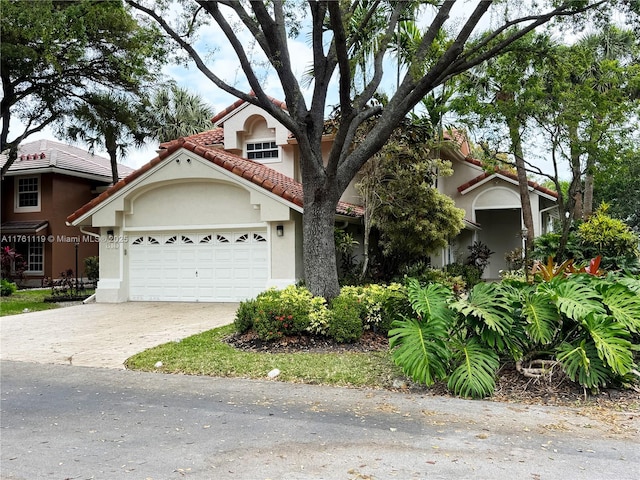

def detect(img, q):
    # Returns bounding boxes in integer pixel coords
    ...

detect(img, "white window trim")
[25,240,44,275]
[245,139,280,164]
[14,175,41,213]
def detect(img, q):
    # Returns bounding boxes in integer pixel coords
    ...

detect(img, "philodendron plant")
[389,272,640,399]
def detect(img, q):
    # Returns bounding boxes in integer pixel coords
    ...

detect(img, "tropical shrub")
[396,265,467,293]
[328,294,364,343]
[335,228,360,284]
[251,286,318,341]
[532,231,582,263]
[577,204,640,272]
[390,274,640,398]
[236,283,409,342]
[534,205,640,273]
[465,241,494,275]
[1,246,26,281]
[444,263,483,289]
[1,278,18,296]
[307,296,332,337]
[339,283,410,334]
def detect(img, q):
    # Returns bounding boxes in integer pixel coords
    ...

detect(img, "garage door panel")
[129,230,268,302]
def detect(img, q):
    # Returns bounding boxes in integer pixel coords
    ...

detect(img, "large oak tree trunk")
[302,195,341,300]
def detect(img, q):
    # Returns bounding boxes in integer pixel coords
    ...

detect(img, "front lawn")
[125,324,404,389]
[0,288,94,316]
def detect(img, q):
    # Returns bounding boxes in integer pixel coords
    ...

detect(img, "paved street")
[1,361,638,480]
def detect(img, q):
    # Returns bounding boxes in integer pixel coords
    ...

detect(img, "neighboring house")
[67,95,557,303]
[1,140,134,286]
[433,138,559,279]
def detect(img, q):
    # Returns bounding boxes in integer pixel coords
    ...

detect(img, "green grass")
[0,288,94,316]
[126,324,404,389]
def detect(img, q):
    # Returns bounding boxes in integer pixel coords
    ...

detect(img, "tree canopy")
[128,0,636,299]
[0,0,166,176]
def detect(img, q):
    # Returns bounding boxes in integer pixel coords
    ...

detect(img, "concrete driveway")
[0,302,237,369]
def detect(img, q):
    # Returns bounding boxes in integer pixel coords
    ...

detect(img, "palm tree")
[142,83,215,143]
[62,92,146,184]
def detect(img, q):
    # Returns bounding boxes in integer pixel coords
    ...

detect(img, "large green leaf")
[543,280,606,321]
[447,337,499,399]
[522,291,560,345]
[389,317,450,385]
[406,278,455,325]
[556,340,611,389]
[616,275,640,294]
[581,313,633,376]
[450,282,513,335]
[600,283,640,333]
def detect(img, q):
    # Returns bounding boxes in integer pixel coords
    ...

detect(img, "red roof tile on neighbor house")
[458,157,558,198]
[0,139,134,180]
[66,138,363,224]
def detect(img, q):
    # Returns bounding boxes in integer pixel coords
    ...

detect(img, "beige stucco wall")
[126,181,261,227]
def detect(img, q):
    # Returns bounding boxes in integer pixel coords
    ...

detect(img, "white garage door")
[128,231,268,302]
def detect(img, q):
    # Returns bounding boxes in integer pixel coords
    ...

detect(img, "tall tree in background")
[0,0,165,176]
[450,32,553,253]
[572,26,640,218]
[129,0,630,300]
[531,26,640,257]
[593,146,640,232]
[61,92,147,185]
[142,83,215,144]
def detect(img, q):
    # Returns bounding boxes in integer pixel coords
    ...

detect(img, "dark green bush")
[444,263,483,289]
[234,298,257,334]
[1,278,17,296]
[84,256,99,284]
[328,294,364,343]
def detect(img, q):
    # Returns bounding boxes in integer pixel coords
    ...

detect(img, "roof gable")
[458,157,558,200]
[67,137,363,224]
[211,92,288,126]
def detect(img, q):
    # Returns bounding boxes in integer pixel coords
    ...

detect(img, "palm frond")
[450,282,513,335]
[600,283,640,333]
[389,317,450,385]
[556,339,611,389]
[522,291,560,345]
[447,337,499,398]
[582,313,633,376]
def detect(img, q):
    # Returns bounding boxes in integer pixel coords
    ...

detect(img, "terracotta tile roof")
[0,139,134,180]
[159,127,224,150]
[67,137,363,224]
[211,91,288,125]
[458,157,558,198]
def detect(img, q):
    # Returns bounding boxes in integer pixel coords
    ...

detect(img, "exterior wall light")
[276,225,284,237]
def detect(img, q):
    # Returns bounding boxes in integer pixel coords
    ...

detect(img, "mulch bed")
[225,329,389,353]
[224,330,640,411]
